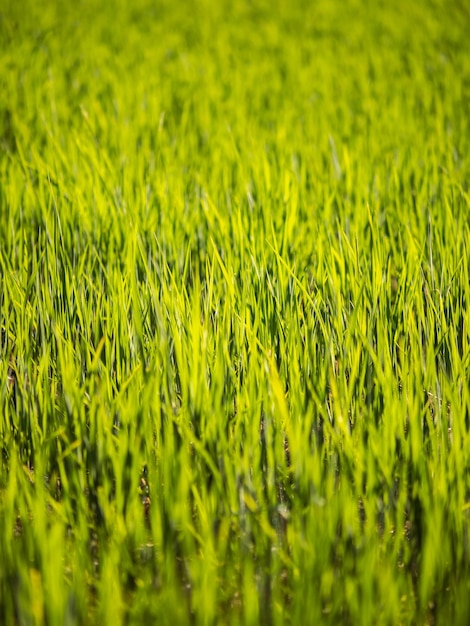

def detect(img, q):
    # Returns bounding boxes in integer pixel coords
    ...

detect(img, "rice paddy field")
[1,0,470,623]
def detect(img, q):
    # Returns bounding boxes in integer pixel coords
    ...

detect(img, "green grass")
[1,0,469,623]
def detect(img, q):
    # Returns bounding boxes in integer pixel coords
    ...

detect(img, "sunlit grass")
[1,0,469,623]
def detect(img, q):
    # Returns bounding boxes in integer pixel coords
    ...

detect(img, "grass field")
[1,0,470,623]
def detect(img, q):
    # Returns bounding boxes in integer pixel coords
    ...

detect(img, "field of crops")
[1,0,469,623]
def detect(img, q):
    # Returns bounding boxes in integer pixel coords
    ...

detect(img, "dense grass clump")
[1,0,469,623]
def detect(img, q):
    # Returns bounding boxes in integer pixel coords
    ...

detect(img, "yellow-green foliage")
[1,0,469,624]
